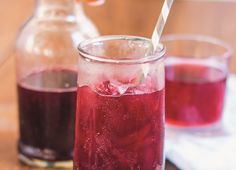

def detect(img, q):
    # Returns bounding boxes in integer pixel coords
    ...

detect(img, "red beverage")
[74,82,165,170]
[165,63,226,127]
[17,68,77,161]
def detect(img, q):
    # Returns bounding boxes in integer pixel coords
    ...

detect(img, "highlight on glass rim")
[0,0,235,170]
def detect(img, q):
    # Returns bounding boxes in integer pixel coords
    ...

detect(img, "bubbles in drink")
[74,80,165,170]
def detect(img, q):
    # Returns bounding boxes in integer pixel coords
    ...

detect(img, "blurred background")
[0,0,236,104]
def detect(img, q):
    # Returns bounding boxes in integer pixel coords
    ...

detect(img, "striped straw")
[151,0,174,51]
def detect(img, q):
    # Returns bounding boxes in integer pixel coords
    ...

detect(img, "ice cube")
[95,81,120,96]
[109,80,130,95]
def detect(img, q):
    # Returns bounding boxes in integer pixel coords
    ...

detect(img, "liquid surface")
[74,81,165,170]
[165,64,226,127]
[18,68,77,161]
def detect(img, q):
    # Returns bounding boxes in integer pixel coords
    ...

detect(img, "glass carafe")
[14,0,99,168]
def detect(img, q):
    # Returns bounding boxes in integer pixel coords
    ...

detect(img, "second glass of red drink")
[74,35,165,170]
[162,34,232,131]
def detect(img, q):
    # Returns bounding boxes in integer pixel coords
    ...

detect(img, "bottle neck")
[35,0,80,19]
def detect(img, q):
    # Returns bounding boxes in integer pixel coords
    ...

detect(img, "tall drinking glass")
[162,34,232,130]
[74,35,165,170]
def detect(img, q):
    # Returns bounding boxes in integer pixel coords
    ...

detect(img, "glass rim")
[78,35,165,64]
[161,34,233,59]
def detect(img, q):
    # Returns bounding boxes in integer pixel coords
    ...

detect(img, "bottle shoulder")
[15,16,99,56]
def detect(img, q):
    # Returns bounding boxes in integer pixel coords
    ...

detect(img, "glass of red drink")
[74,35,165,170]
[162,34,232,130]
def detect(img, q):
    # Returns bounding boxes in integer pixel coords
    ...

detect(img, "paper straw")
[151,0,174,51]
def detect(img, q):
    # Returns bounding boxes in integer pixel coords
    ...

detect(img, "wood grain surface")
[0,0,236,169]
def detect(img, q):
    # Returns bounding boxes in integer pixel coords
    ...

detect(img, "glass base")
[166,120,223,135]
[18,143,72,168]
[19,154,73,168]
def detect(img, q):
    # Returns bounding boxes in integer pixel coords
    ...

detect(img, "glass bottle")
[15,0,99,168]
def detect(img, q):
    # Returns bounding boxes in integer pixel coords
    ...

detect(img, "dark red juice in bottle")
[17,68,77,161]
[74,82,165,170]
[165,63,226,127]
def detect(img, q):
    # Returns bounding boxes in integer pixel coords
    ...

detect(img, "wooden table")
[1,0,236,169]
